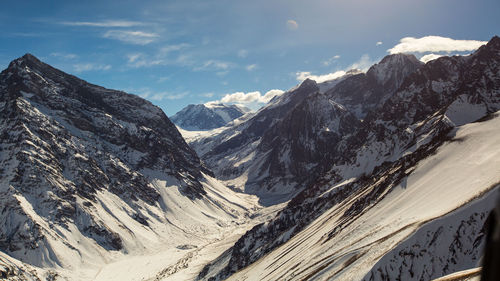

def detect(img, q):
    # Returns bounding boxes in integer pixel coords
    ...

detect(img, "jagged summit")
[472,35,500,58]
[367,53,423,87]
[7,53,61,79]
[8,53,41,66]
[200,36,500,281]
[0,54,238,271]
[171,103,249,130]
[487,35,500,46]
[300,78,316,86]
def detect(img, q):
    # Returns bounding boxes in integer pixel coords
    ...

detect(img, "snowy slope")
[202,36,500,280]
[213,111,500,281]
[0,54,263,280]
[191,54,424,202]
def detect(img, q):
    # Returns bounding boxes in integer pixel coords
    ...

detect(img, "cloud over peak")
[296,70,346,83]
[388,36,487,54]
[219,89,285,105]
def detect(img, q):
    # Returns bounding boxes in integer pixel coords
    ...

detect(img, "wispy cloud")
[51,52,78,59]
[200,92,214,98]
[238,49,248,58]
[388,36,487,54]
[126,53,163,67]
[130,87,188,101]
[376,41,383,46]
[73,63,111,72]
[126,44,192,68]
[103,30,158,45]
[157,76,171,83]
[152,92,188,101]
[246,64,258,71]
[160,43,190,54]
[347,54,376,71]
[194,59,233,71]
[219,89,284,104]
[286,19,299,30]
[322,55,340,66]
[60,20,144,27]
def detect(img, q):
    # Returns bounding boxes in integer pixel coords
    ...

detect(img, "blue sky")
[1,0,499,116]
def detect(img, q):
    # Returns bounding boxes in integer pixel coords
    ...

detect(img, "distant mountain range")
[170,103,250,131]
[194,36,500,280]
[1,36,499,281]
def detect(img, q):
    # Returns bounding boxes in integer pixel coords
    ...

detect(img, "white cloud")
[296,70,346,83]
[103,30,158,45]
[216,71,229,77]
[388,36,487,54]
[262,89,285,102]
[160,43,190,54]
[126,53,163,67]
[298,53,377,83]
[322,55,340,66]
[135,88,188,101]
[347,54,376,71]
[200,92,214,98]
[376,41,383,46]
[246,64,258,71]
[125,48,196,68]
[297,54,376,83]
[194,59,233,71]
[155,92,188,101]
[50,52,77,59]
[286,20,299,30]
[238,49,248,58]
[73,63,111,72]
[157,76,170,83]
[127,53,143,63]
[60,20,144,27]
[175,54,194,66]
[220,91,260,103]
[419,53,444,63]
[219,89,285,104]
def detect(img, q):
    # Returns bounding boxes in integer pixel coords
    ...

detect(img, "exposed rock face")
[171,103,249,131]
[202,36,500,280]
[0,54,210,265]
[190,79,322,198]
[192,54,424,200]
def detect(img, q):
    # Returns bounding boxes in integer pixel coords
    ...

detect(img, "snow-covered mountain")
[0,54,260,280]
[1,35,499,281]
[170,103,250,131]
[189,55,423,202]
[199,36,500,280]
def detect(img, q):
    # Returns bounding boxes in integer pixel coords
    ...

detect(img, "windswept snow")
[224,111,500,281]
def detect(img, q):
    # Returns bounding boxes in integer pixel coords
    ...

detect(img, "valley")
[1,36,499,281]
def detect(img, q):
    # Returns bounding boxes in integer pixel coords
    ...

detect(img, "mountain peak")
[294,78,319,93]
[7,53,43,70]
[367,53,423,88]
[300,78,317,87]
[20,53,40,62]
[486,35,500,49]
[171,102,248,130]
